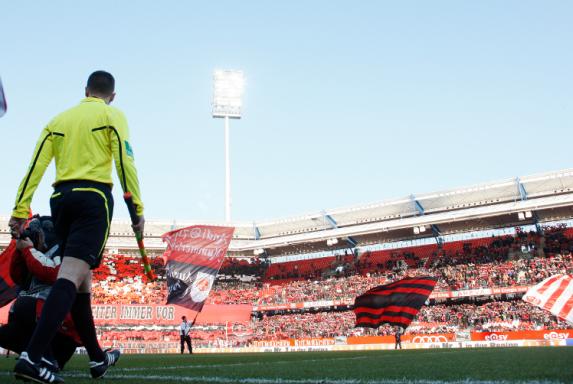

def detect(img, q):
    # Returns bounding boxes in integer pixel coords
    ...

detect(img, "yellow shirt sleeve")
[12,125,54,218]
[110,111,144,216]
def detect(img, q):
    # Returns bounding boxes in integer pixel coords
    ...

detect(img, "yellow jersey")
[12,97,144,218]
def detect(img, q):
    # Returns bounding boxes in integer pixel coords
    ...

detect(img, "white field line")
[115,356,369,372]
[0,371,563,384]
[59,373,571,384]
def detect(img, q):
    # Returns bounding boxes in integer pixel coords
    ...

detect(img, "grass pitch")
[0,348,571,383]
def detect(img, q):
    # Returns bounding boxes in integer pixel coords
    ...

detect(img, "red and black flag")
[0,240,19,307]
[162,225,234,312]
[354,276,438,329]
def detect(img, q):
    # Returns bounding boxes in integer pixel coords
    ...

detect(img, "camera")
[19,218,43,249]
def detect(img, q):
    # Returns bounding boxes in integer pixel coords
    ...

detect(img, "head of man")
[85,70,115,104]
[182,316,187,323]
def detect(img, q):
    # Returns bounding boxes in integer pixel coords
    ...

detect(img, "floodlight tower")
[212,70,245,223]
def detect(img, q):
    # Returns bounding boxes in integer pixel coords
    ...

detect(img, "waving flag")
[354,276,438,329]
[0,241,19,307]
[162,225,234,312]
[523,274,573,324]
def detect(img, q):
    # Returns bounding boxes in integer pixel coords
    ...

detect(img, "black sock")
[70,293,105,362]
[26,279,77,363]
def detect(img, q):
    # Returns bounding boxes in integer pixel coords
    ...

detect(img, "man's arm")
[16,239,60,284]
[11,126,54,220]
[109,111,144,229]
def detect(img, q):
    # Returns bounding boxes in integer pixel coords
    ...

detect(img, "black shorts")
[50,180,114,269]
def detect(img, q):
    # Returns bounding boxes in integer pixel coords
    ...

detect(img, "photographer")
[0,216,80,371]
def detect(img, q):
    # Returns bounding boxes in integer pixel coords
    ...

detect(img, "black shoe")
[89,349,120,379]
[41,357,60,373]
[14,352,64,384]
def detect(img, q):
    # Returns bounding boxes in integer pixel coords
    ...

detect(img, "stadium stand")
[3,170,573,352]
[86,225,573,308]
[80,223,573,351]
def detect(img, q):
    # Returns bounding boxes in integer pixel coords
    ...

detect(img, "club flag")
[523,274,573,324]
[354,276,438,329]
[162,225,234,312]
[0,240,19,307]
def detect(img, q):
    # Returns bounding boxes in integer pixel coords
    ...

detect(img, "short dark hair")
[87,70,115,96]
[182,316,187,320]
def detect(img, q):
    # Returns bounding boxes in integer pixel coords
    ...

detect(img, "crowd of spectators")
[80,225,573,349]
[219,258,268,280]
[413,300,567,332]
[89,226,573,308]
[224,254,572,306]
[92,253,167,304]
[250,299,568,341]
[206,280,260,305]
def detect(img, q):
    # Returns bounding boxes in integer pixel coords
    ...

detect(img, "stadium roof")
[2,168,573,257]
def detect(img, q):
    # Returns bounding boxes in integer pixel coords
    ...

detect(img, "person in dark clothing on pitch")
[180,316,193,354]
[395,327,403,350]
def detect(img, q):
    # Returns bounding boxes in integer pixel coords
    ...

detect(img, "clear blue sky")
[1,1,571,223]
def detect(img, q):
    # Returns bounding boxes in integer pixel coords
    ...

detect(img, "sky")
[0,1,572,224]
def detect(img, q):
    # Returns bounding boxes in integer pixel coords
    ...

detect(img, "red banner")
[431,286,529,299]
[253,286,532,312]
[470,329,572,341]
[255,329,573,347]
[0,241,19,307]
[162,225,234,312]
[91,303,250,325]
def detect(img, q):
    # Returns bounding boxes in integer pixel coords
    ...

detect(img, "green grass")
[1,348,572,383]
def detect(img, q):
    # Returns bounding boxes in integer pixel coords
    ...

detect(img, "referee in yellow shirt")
[9,71,144,383]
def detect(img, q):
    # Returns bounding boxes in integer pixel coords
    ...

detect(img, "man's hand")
[132,215,145,234]
[8,216,26,239]
[16,237,34,251]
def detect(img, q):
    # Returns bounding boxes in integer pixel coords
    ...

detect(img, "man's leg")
[180,336,185,354]
[186,337,192,354]
[14,258,87,383]
[0,298,36,355]
[68,271,105,363]
[52,334,80,371]
[0,323,26,355]
[21,257,88,364]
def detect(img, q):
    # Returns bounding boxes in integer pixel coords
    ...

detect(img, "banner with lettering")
[162,225,234,312]
[91,304,250,325]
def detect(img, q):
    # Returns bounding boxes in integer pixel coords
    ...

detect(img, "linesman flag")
[354,276,438,329]
[162,225,234,312]
[523,274,573,324]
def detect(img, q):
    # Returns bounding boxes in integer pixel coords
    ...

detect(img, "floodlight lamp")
[419,226,426,233]
[518,212,525,221]
[413,227,420,235]
[212,69,245,118]
[525,211,533,218]
[253,248,265,256]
